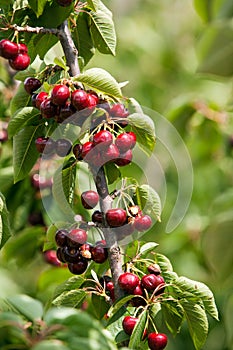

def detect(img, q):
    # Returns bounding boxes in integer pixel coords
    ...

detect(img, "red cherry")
[35,137,55,154]
[35,92,48,109]
[122,316,138,335]
[115,132,137,153]
[118,272,140,293]
[105,144,120,162]
[68,260,88,275]
[55,229,69,247]
[81,190,99,209]
[57,101,75,122]
[134,215,152,232]
[81,141,94,159]
[91,245,108,264]
[71,89,89,110]
[115,149,132,167]
[91,210,103,223]
[40,98,58,119]
[110,103,129,118]
[24,77,42,95]
[61,246,81,263]
[67,228,88,246]
[51,84,70,106]
[106,208,127,227]
[141,274,165,292]
[56,247,66,263]
[9,53,30,71]
[147,264,161,275]
[0,129,8,142]
[0,39,18,59]
[31,173,53,189]
[18,43,28,54]
[93,130,113,149]
[148,333,168,350]
[55,138,72,157]
[43,250,62,266]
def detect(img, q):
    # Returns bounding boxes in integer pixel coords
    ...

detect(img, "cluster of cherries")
[54,227,108,274]
[0,39,30,71]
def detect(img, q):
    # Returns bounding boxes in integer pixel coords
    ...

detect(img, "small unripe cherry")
[118,272,140,293]
[81,190,99,209]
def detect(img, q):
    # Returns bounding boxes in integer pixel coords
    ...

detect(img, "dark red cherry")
[106,208,127,227]
[24,77,42,95]
[81,190,99,209]
[122,316,138,335]
[73,143,83,160]
[35,92,48,109]
[71,89,89,110]
[148,333,168,350]
[134,215,152,232]
[35,137,55,154]
[62,246,81,263]
[18,43,28,54]
[105,144,120,162]
[141,274,165,292]
[118,272,140,293]
[9,53,30,70]
[115,149,133,167]
[40,98,58,119]
[56,247,66,263]
[67,228,88,247]
[55,138,72,157]
[51,84,70,106]
[0,39,18,59]
[92,210,103,224]
[91,245,108,264]
[55,229,69,247]
[110,103,129,118]
[68,259,88,275]
[115,132,136,153]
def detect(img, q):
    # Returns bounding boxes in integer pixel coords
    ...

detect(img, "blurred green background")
[0,1,233,349]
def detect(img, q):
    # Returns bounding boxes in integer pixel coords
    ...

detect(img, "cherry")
[118,272,140,293]
[62,246,81,263]
[0,129,8,142]
[91,210,103,223]
[93,130,113,149]
[147,264,161,275]
[110,103,129,118]
[115,149,133,167]
[0,39,18,59]
[43,250,62,266]
[68,259,88,275]
[9,53,30,71]
[122,316,138,335]
[18,43,28,54]
[91,245,108,264]
[56,247,66,263]
[35,92,48,109]
[51,84,70,106]
[81,190,99,209]
[57,101,75,122]
[106,208,127,227]
[87,93,98,108]
[73,144,83,161]
[134,215,152,232]
[71,89,89,110]
[141,274,165,292]
[148,333,168,350]
[115,132,137,153]
[40,98,58,119]
[81,141,94,159]
[35,137,55,154]
[31,173,53,189]
[24,77,42,95]
[56,0,73,6]
[55,138,72,157]
[67,228,88,246]
[128,205,142,217]
[105,144,120,162]
[55,229,69,247]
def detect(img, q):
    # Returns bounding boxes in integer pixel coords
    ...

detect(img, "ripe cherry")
[24,77,42,95]
[51,84,70,106]
[71,89,89,110]
[91,245,108,264]
[115,149,133,167]
[55,138,72,157]
[148,333,168,350]
[18,43,28,54]
[73,143,83,160]
[147,264,161,275]
[105,144,120,162]
[118,272,140,293]
[106,208,127,227]
[81,190,99,209]
[68,259,88,275]
[9,53,30,71]
[55,229,69,247]
[35,137,55,154]
[115,132,137,153]
[56,0,73,6]
[91,210,103,223]
[43,250,62,266]
[62,246,81,263]
[134,215,152,232]
[110,103,129,118]
[0,39,18,59]
[35,92,48,109]
[40,98,58,119]
[122,316,138,335]
[67,228,88,246]
[56,247,66,263]
[81,141,94,159]
[141,274,165,292]
[57,101,75,122]
[0,129,8,142]
[93,130,113,149]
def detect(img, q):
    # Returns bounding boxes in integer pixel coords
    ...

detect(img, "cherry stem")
[92,166,124,299]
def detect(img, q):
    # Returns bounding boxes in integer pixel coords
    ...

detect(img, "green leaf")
[0,193,11,250]
[107,295,135,319]
[135,184,161,221]
[6,294,43,322]
[180,299,208,350]
[104,162,121,185]
[74,68,122,98]
[28,0,47,17]
[161,300,184,336]
[197,22,233,77]
[128,113,156,156]
[89,1,116,55]
[28,33,59,62]
[91,294,110,320]
[54,275,85,299]
[128,309,148,349]
[193,0,213,22]
[52,289,86,308]
[139,242,159,256]
[13,124,44,182]
[73,12,95,66]
[174,276,219,320]
[52,160,76,217]
[8,107,41,138]
[32,340,70,350]
[10,83,31,115]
